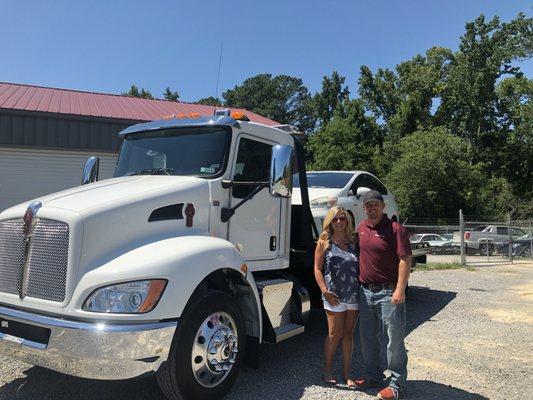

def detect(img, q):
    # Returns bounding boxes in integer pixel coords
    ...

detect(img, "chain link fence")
[402,213,533,266]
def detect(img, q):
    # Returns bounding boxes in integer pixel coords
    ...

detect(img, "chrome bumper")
[0,305,177,380]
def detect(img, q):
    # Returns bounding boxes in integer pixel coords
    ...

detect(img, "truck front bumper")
[0,304,177,380]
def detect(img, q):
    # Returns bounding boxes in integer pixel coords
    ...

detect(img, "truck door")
[227,135,281,261]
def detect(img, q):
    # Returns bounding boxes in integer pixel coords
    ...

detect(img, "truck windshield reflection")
[114,127,230,178]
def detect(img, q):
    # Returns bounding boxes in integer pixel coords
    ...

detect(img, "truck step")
[256,279,293,329]
[274,323,304,343]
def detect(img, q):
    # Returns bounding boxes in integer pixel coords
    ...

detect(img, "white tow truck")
[0,111,321,400]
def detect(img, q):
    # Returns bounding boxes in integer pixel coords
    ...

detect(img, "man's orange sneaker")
[354,377,380,389]
[377,386,400,400]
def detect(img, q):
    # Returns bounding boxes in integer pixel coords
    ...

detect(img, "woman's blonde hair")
[319,206,355,249]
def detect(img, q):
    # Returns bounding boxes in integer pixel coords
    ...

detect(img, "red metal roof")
[0,82,278,126]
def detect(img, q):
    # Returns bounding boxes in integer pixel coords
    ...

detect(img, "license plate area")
[0,317,51,346]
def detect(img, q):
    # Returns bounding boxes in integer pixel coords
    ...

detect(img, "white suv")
[292,171,399,232]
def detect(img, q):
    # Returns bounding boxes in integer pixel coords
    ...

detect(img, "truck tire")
[478,242,494,256]
[157,290,246,400]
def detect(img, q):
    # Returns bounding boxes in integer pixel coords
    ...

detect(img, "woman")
[314,206,359,388]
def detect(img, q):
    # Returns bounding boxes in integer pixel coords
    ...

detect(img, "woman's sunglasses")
[332,216,347,223]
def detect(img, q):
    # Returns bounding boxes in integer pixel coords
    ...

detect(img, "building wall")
[0,109,136,211]
[0,147,118,212]
[0,110,136,151]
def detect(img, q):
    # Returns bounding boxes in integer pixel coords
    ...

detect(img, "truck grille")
[0,220,25,295]
[0,218,69,302]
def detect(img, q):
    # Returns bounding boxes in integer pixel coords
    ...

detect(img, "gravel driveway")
[1,262,531,400]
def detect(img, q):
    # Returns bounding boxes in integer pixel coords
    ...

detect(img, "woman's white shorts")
[323,299,359,312]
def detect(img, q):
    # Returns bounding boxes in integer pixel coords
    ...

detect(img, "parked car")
[410,233,454,254]
[497,232,533,258]
[453,225,527,255]
[441,233,454,241]
[291,171,399,230]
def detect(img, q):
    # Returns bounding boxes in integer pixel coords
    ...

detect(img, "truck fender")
[74,236,262,339]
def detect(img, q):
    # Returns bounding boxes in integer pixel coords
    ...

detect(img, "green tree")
[313,71,350,127]
[222,74,316,132]
[496,76,533,197]
[122,84,154,99]
[385,127,484,219]
[436,13,533,171]
[196,96,223,106]
[356,13,532,215]
[163,87,180,101]
[476,176,516,219]
[358,47,453,138]
[358,66,400,123]
[307,99,381,171]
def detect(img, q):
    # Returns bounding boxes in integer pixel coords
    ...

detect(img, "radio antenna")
[215,43,223,100]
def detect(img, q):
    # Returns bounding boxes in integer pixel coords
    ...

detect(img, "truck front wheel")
[157,290,246,400]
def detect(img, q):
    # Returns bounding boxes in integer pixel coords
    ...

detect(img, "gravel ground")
[1,261,531,400]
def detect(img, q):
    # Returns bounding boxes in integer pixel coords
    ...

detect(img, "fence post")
[507,213,512,264]
[530,218,533,261]
[460,209,465,266]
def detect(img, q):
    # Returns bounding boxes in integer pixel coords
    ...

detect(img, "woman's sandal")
[345,377,357,389]
[323,372,338,385]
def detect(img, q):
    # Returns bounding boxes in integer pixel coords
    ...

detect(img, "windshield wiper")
[127,168,174,176]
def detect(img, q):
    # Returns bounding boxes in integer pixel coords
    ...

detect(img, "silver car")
[410,233,454,253]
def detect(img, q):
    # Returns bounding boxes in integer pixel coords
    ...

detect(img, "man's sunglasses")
[332,216,347,223]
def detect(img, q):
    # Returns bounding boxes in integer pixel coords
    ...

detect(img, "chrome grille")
[0,218,69,302]
[0,219,25,295]
[26,219,69,302]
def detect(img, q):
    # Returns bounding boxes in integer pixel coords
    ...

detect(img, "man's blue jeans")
[359,285,407,391]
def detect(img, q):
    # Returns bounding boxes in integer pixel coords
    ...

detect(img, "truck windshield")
[115,127,231,178]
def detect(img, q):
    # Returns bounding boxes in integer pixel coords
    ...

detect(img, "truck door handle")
[269,236,277,251]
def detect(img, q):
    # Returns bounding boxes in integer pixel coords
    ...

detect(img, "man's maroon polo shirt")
[357,216,412,284]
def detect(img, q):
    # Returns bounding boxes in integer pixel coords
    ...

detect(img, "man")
[356,190,411,400]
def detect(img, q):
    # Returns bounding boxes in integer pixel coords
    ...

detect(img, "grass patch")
[465,266,477,271]
[416,262,465,271]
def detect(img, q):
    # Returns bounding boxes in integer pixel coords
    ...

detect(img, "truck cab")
[0,112,317,400]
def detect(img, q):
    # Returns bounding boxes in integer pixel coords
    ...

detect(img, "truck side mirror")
[82,156,100,185]
[270,145,293,198]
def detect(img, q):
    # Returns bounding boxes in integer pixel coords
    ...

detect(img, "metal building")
[0,82,276,211]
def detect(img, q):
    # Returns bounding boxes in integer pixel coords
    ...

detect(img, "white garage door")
[0,147,118,212]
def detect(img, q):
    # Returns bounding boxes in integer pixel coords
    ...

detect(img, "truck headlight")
[310,196,338,209]
[82,280,167,314]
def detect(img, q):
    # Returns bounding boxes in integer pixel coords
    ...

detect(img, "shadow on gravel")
[406,285,457,336]
[0,288,458,400]
[0,367,165,400]
[408,380,489,399]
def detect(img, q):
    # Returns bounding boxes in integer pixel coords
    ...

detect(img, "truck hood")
[0,176,211,312]
[291,187,343,205]
[1,175,202,218]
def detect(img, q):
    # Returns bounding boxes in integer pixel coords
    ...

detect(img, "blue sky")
[1,1,531,102]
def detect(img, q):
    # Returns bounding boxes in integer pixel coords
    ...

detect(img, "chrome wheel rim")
[191,311,238,388]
